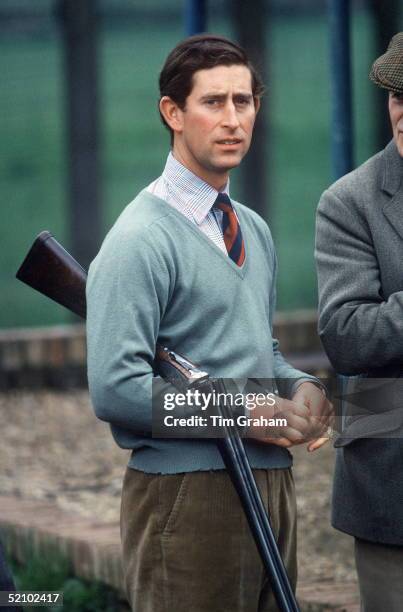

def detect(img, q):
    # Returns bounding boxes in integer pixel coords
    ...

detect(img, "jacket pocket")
[335,374,403,446]
[334,409,403,447]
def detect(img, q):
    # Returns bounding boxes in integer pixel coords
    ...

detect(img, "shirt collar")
[162,152,230,225]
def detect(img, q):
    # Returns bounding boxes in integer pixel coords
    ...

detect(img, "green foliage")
[11,550,70,594]
[58,578,122,612]
[8,550,125,612]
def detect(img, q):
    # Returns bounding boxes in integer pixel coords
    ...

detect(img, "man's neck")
[171,149,228,192]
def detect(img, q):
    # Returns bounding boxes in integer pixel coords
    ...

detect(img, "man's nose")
[221,102,240,128]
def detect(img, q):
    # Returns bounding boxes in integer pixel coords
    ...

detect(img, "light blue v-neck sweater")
[86,190,314,473]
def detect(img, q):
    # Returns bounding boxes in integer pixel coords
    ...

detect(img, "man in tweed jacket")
[316,33,403,611]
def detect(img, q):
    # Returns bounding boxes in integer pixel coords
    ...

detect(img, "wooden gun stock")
[16,231,87,320]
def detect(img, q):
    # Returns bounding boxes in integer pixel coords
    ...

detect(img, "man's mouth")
[216,139,242,145]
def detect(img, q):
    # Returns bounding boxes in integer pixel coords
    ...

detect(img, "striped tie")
[214,193,245,267]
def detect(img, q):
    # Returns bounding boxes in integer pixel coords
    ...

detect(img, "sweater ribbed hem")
[128,439,292,474]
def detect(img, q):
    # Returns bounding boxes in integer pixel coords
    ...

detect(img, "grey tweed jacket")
[316,140,403,544]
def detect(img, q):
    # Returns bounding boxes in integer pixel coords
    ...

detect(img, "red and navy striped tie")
[214,193,245,267]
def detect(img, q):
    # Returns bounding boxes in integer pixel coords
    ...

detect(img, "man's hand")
[292,382,334,452]
[246,395,313,448]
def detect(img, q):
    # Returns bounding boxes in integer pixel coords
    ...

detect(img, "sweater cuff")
[290,377,328,398]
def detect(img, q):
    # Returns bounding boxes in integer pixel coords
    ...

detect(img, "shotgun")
[16,231,299,612]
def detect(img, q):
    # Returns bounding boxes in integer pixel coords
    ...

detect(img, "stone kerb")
[0,495,123,595]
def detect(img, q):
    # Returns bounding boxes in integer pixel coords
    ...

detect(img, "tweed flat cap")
[370,32,403,93]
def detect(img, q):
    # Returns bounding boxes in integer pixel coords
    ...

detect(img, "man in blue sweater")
[87,34,331,612]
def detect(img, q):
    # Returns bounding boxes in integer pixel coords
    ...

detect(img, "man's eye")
[205,99,219,106]
[235,98,251,106]
[392,92,403,102]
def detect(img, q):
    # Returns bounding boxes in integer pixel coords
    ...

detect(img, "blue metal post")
[185,0,207,35]
[328,0,354,179]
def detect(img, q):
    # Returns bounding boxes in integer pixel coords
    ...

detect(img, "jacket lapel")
[382,140,403,240]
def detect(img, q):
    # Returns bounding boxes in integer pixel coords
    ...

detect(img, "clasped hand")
[246,382,334,452]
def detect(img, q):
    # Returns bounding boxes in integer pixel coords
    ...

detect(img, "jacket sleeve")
[268,242,322,398]
[316,188,403,374]
[86,228,175,433]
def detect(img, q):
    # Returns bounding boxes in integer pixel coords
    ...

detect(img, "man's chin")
[213,153,245,172]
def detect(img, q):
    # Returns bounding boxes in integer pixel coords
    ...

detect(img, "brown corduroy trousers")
[120,466,297,612]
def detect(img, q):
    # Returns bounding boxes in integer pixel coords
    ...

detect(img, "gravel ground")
[0,390,356,585]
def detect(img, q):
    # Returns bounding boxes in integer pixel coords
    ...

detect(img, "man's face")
[389,91,403,157]
[165,64,259,189]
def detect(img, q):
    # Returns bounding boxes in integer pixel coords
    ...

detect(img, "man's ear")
[253,97,261,114]
[159,96,184,133]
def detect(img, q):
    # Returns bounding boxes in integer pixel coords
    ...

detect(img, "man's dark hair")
[159,34,265,142]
